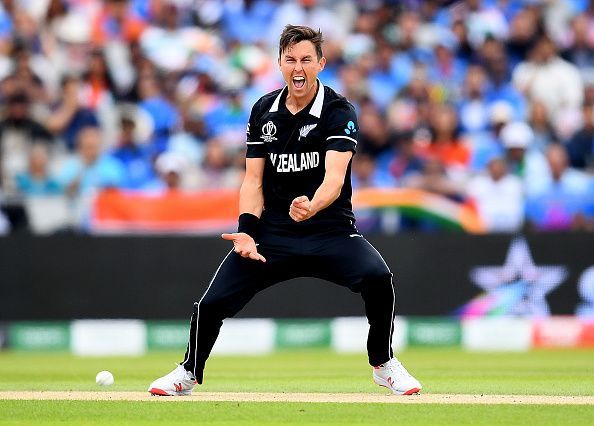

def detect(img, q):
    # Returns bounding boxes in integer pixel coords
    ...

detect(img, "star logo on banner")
[457,238,568,318]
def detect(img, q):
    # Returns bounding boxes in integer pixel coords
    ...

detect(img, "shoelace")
[383,359,413,379]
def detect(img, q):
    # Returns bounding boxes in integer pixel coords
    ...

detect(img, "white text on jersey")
[269,152,320,172]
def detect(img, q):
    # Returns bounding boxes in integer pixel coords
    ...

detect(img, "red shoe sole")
[148,388,171,396]
[375,380,422,396]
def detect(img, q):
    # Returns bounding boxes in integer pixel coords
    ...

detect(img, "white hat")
[500,121,534,149]
[156,152,186,175]
[54,13,91,44]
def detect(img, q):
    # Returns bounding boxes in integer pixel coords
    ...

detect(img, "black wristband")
[238,213,260,238]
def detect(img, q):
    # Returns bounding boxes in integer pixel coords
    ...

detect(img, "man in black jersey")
[148,25,422,396]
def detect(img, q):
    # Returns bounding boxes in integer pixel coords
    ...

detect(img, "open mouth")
[292,76,306,89]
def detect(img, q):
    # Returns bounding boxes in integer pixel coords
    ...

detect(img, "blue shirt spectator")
[15,144,61,196]
[138,75,180,154]
[222,0,276,44]
[58,127,125,195]
[203,92,249,139]
[110,116,155,190]
[525,144,592,230]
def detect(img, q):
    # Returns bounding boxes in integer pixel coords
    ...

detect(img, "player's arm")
[238,157,265,217]
[289,150,352,222]
[221,158,266,262]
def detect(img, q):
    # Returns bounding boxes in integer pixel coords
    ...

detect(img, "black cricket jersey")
[245,80,359,228]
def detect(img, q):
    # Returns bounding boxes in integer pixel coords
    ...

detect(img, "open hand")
[221,232,266,262]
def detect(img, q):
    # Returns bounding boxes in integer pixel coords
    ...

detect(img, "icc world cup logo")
[261,121,277,142]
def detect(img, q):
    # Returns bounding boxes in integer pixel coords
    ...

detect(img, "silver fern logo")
[298,124,317,141]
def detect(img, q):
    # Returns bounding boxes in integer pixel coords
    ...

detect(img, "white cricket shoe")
[373,358,422,395]
[148,364,196,396]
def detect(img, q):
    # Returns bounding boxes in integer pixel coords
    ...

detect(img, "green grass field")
[1,348,594,425]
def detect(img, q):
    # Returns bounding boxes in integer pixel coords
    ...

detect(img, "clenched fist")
[289,195,315,222]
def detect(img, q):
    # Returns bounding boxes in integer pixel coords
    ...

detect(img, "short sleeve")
[324,101,358,153]
[246,99,266,158]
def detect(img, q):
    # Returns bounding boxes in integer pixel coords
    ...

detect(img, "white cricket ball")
[95,371,114,386]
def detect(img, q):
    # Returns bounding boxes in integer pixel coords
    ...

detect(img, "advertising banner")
[407,317,461,347]
[146,321,189,350]
[8,322,70,351]
[275,319,331,349]
[1,234,593,319]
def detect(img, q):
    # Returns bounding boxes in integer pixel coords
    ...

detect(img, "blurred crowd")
[1,0,594,235]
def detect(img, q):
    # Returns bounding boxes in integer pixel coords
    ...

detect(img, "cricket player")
[148,25,421,396]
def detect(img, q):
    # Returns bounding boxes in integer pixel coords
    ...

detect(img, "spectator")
[415,103,471,178]
[464,0,509,49]
[194,138,242,190]
[482,41,526,120]
[8,44,50,103]
[389,67,432,132]
[203,90,250,145]
[366,41,401,112]
[469,100,513,172]
[383,131,425,186]
[525,144,592,231]
[513,34,583,122]
[528,101,557,152]
[221,0,277,45]
[505,5,542,67]
[15,144,61,195]
[0,91,53,195]
[140,2,195,72]
[168,107,207,159]
[561,13,594,83]
[80,50,117,110]
[45,75,99,151]
[458,64,491,135]
[267,0,351,46]
[499,120,549,194]
[351,152,395,189]
[466,155,524,232]
[137,74,180,154]
[451,19,475,64]
[357,102,392,160]
[566,102,594,170]
[79,49,119,144]
[425,39,468,102]
[403,156,464,201]
[91,0,147,46]
[57,126,124,197]
[110,111,154,190]
[154,151,186,191]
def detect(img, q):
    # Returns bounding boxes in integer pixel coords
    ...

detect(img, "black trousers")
[181,223,395,384]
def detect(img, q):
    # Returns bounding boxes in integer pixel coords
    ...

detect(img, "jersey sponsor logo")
[344,120,357,135]
[298,123,317,141]
[269,152,319,173]
[261,121,277,142]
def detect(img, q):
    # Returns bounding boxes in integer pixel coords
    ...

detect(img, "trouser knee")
[360,271,393,292]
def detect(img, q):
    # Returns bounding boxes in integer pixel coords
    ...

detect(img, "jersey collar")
[269,79,325,118]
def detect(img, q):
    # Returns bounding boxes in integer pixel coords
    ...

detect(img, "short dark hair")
[279,25,324,59]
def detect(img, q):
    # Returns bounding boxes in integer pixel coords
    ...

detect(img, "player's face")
[279,41,326,101]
